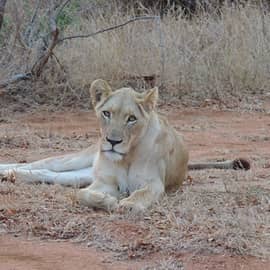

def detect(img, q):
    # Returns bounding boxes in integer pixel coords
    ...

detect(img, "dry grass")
[142,257,184,270]
[1,2,270,109]
[57,4,270,102]
[1,2,270,266]
[1,167,269,260]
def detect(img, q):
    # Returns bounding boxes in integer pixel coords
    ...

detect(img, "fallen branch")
[0,73,32,89]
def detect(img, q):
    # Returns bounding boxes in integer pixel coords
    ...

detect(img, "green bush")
[57,0,80,31]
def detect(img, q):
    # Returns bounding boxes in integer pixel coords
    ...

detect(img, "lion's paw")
[118,199,146,213]
[77,188,118,211]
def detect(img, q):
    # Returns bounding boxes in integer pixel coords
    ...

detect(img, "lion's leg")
[25,146,97,172]
[77,180,119,211]
[119,180,165,212]
[0,146,97,186]
[0,163,25,173]
[0,145,97,173]
[5,167,93,187]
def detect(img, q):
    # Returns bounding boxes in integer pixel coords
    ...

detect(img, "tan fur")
[77,79,189,212]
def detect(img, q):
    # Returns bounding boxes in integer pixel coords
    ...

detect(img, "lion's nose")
[106,137,123,147]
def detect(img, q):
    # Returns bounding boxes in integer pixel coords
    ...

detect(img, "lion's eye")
[102,111,111,118]
[127,115,137,123]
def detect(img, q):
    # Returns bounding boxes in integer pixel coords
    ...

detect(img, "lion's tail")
[188,158,250,171]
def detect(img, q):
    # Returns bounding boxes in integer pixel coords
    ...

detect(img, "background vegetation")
[0,0,269,109]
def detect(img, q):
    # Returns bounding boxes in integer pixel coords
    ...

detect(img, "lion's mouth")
[101,149,125,156]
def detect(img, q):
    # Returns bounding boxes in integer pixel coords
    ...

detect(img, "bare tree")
[0,0,158,89]
[0,0,7,31]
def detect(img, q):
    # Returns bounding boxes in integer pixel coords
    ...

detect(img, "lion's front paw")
[118,199,146,213]
[77,188,118,211]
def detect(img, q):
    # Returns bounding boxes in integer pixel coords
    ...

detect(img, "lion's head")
[90,79,158,162]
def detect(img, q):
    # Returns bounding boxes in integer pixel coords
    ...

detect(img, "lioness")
[0,79,250,212]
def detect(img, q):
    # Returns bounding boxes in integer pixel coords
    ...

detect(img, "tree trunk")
[0,0,7,31]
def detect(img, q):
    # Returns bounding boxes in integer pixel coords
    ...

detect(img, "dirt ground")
[0,103,270,270]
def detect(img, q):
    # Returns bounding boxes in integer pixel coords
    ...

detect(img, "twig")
[0,0,7,31]
[30,0,67,77]
[31,26,59,77]
[52,52,65,71]
[12,1,29,50]
[156,16,165,89]
[259,0,270,47]
[24,0,41,46]
[30,0,41,25]
[58,16,158,43]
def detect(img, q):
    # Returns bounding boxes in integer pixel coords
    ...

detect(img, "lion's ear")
[141,87,159,111]
[90,79,112,107]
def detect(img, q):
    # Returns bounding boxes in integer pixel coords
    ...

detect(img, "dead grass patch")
[0,167,269,260]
